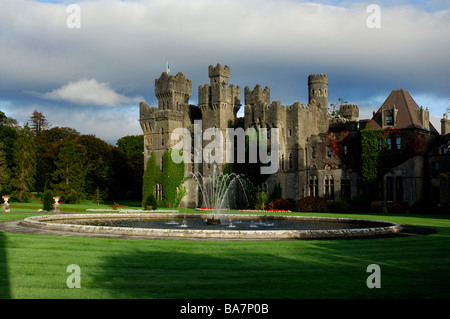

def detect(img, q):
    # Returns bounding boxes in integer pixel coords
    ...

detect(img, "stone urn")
[53,197,61,213]
[2,195,11,213]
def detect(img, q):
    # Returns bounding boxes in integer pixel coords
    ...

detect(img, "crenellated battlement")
[244,84,270,106]
[308,73,328,85]
[208,63,230,79]
[155,72,192,96]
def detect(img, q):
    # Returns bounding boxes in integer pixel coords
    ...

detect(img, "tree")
[29,110,51,136]
[329,97,348,118]
[0,141,9,195]
[93,187,103,205]
[52,140,87,203]
[117,135,144,199]
[33,127,80,192]
[11,125,37,202]
[42,189,54,212]
[72,135,114,196]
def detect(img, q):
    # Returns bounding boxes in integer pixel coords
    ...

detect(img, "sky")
[1,0,449,145]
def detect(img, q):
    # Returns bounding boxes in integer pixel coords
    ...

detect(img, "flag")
[166,61,170,75]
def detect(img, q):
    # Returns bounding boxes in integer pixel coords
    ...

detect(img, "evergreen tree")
[29,110,51,136]
[42,189,54,212]
[11,125,37,202]
[52,140,87,203]
[93,187,103,205]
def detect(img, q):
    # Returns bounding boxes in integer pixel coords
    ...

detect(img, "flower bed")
[86,209,178,213]
[239,209,291,213]
[195,207,230,211]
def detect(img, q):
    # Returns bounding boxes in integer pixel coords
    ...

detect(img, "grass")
[0,206,449,299]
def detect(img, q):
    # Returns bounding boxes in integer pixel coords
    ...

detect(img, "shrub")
[410,199,439,214]
[370,201,383,213]
[255,192,269,209]
[329,200,353,213]
[349,194,372,213]
[144,193,158,210]
[270,183,282,201]
[268,198,295,211]
[42,190,54,212]
[295,196,328,212]
[388,201,409,214]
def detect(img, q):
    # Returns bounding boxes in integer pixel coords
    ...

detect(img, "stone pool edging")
[19,213,403,240]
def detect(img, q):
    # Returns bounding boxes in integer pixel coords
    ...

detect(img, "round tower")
[308,74,328,108]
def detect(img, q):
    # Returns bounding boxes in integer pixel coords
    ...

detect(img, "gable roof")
[368,88,438,133]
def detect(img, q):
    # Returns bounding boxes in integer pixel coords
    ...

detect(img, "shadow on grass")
[89,245,379,299]
[0,232,10,299]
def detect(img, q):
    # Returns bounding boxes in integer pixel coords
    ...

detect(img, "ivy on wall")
[360,128,387,183]
[142,150,185,208]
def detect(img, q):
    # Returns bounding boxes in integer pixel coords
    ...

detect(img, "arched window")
[161,128,165,146]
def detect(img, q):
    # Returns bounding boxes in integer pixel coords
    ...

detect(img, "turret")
[155,72,192,111]
[339,104,359,121]
[308,74,328,108]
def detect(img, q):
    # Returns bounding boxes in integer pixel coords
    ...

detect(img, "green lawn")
[0,209,449,299]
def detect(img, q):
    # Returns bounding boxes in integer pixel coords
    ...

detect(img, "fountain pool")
[20,213,402,240]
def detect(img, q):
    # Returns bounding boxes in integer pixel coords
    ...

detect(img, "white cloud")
[40,78,142,107]
[1,0,449,141]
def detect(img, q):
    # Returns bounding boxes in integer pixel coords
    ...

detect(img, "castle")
[139,63,450,209]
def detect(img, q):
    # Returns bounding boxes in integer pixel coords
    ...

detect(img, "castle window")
[396,137,402,150]
[341,178,351,200]
[289,129,292,137]
[441,144,448,154]
[161,129,165,146]
[324,176,334,200]
[309,177,319,196]
[343,145,348,155]
[312,147,316,159]
[289,153,293,169]
[281,154,285,171]
[327,146,332,158]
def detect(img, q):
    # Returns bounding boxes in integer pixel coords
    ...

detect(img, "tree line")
[0,110,143,203]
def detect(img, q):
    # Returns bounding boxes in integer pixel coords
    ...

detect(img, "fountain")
[190,166,249,225]
[16,167,403,240]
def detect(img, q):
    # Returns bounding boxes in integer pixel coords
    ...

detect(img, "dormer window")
[383,107,397,127]
[386,114,393,125]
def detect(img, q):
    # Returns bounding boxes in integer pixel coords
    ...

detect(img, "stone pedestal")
[2,196,10,213]
[53,197,60,213]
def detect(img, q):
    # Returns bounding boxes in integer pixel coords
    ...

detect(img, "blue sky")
[1,0,449,144]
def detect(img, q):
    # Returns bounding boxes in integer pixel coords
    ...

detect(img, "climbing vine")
[142,150,186,208]
[360,128,387,183]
